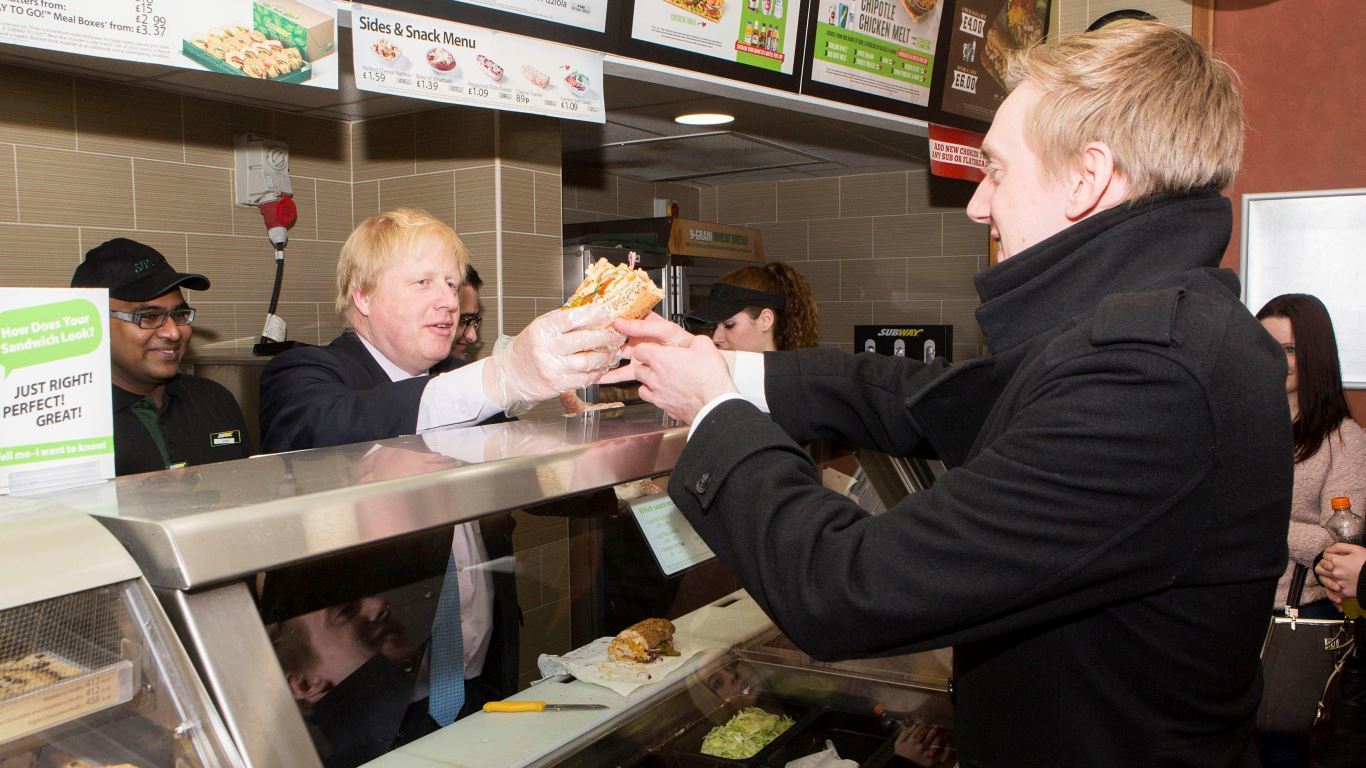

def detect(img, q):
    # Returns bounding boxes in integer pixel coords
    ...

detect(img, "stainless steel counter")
[1,405,685,590]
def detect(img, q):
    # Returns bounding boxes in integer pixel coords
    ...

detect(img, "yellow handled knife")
[483,701,609,713]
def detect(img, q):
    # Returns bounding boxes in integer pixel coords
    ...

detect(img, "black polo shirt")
[112,375,252,476]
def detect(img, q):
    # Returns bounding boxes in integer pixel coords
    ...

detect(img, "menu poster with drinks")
[435,0,611,33]
[629,0,803,73]
[352,4,605,122]
[0,0,339,89]
[806,0,944,107]
[1,288,113,496]
[938,0,1049,122]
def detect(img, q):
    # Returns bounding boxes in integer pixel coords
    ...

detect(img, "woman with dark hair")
[686,261,820,352]
[1257,295,1363,768]
[1256,294,1366,617]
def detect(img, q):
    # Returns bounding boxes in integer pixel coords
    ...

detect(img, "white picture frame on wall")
[1241,187,1366,389]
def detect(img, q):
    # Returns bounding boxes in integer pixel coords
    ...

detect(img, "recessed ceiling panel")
[565,132,824,183]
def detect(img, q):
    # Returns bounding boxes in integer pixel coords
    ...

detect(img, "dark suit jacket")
[259,331,466,453]
[670,192,1291,767]
[259,331,520,700]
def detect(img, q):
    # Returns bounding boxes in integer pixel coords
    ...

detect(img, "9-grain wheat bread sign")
[0,0,339,88]
[0,288,113,496]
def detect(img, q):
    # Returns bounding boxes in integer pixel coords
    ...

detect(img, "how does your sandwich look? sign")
[0,288,114,496]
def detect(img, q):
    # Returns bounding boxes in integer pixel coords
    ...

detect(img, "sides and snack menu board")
[352,4,605,122]
[442,0,611,33]
[806,0,944,107]
[0,0,339,88]
[629,0,804,74]
[938,0,1048,121]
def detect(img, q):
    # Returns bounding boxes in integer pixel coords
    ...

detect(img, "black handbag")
[1257,564,1351,737]
[1309,618,1366,768]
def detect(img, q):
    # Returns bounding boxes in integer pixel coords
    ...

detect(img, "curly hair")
[719,262,820,350]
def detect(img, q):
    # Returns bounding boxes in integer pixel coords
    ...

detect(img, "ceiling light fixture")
[674,112,735,126]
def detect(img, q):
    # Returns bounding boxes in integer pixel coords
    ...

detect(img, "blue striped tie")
[428,553,465,726]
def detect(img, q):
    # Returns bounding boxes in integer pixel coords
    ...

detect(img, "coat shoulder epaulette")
[1090,288,1185,348]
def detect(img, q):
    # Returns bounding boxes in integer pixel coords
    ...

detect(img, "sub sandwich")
[900,0,938,21]
[608,618,678,663]
[564,257,663,321]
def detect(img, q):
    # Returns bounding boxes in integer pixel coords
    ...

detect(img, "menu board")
[938,0,1048,122]
[352,4,605,122]
[806,0,944,107]
[629,0,803,74]
[0,0,339,89]
[441,0,609,32]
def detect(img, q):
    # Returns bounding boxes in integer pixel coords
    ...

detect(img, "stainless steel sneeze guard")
[5,405,685,590]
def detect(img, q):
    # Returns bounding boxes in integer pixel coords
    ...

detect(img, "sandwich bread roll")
[564,258,663,321]
[608,618,676,663]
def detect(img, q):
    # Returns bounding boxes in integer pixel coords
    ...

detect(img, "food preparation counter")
[366,591,953,768]
[2,404,950,768]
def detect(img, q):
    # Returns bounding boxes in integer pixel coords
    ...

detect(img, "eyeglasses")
[457,314,482,330]
[110,308,196,330]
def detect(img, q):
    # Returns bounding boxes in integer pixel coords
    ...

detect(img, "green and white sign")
[629,493,715,576]
[809,0,943,107]
[1,289,114,495]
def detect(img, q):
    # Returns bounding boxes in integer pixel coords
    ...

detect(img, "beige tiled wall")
[563,170,703,225]
[0,61,562,365]
[0,63,352,358]
[567,168,989,360]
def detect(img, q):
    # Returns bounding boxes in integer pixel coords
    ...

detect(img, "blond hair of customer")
[1008,22,1243,199]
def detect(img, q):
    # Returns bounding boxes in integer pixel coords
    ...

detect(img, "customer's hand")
[599,314,695,384]
[483,304,623,411]
[1318,543,1366,606]
[627,334,737,424]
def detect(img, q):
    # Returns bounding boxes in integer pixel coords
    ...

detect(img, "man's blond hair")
[1007,21,1243,199]
[336,208,470,322]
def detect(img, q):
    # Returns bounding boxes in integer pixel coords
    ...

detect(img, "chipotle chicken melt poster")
[630,0,803,73]
[808,0,943,107]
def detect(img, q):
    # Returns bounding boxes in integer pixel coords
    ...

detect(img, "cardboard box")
[253,0,334,61]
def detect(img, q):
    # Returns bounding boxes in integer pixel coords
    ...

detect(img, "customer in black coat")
[605,23,1291,768]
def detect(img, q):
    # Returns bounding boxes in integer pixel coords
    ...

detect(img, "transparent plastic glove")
[484,304,624,414]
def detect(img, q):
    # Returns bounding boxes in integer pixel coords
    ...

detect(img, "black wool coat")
[670,191,1293,768]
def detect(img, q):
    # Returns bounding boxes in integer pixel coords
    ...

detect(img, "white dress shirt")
[689,350,770,439]
[357,336,496,678]
[357,336,506,432]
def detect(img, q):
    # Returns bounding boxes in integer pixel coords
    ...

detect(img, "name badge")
[210,429,242,447]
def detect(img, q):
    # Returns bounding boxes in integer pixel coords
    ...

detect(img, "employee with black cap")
[687,262,820,353]
[71,238,251,475]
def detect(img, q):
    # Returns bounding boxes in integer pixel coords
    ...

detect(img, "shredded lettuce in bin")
[700,706,795,759]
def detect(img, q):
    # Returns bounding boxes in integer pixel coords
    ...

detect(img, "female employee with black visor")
[686,262,819,353]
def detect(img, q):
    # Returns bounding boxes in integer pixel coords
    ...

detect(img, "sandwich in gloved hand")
[564,257,663,321]
[608,618,678,663]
